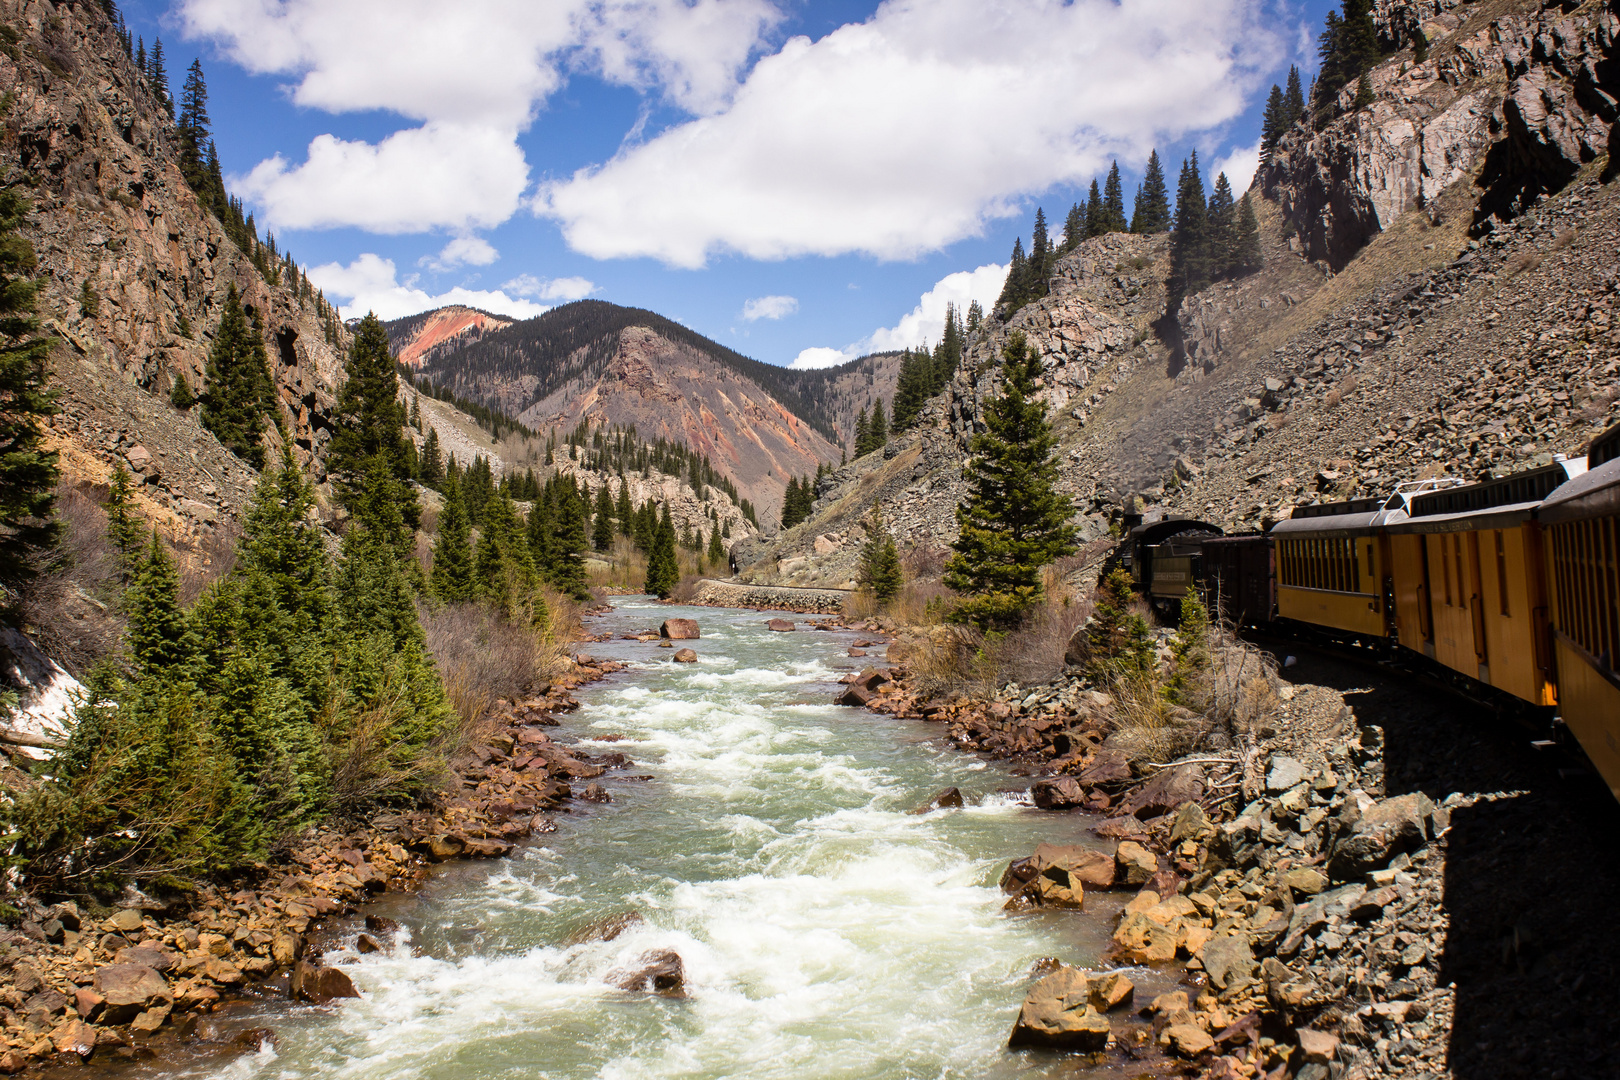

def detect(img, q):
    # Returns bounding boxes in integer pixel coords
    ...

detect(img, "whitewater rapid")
[166,598,1125,1079]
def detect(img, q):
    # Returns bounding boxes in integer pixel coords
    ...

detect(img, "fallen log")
[0,726,65,750]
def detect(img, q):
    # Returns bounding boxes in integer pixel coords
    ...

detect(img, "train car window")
[1495,530,1510,617]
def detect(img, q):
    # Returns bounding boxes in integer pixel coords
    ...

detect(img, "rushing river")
[165,598,1145,1079]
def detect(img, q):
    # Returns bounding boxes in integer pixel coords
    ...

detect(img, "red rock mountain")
[386,300,898,520]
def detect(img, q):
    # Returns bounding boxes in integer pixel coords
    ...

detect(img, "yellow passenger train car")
[1384,462,1581,708]
[1538,433,1620,802]
[1268,496,1405,640]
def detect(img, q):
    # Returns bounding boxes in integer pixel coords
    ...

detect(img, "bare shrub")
[902,544,949,580]
[981,579,1091,687]
[420,602,550,746]
[906,623,992,700]
[842,588,879,622]
[886,577,959,627]
[17,483,126,676]
[1323,372,1359,409]
[1552,228,1577,250]
[1508,250,1542,274]
[1208,635,1282,741]
[668,575,703,603]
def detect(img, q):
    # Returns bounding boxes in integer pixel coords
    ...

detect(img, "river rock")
[52,1019,96,1058]
[1088,972,1134,1011]
[93,964,170,1023]
[1112,912,1178,963]
[673,648,698,663]
[660,619,700,639]
[1007,966,1112,1050]
[608,949,685,994]
[1033,843,1116,890]
[910,787,964,814]
[1297,1027,1340,1064]
[1078,748,1131,785]
[1162,1023,1215,1057]
[114,943,178,972]
[292,962,360,1003]
[1030,776,1085,809]
[1200,931,1257,991]
[421,834,465,862]
[1114,841,1157,885]
[838,683,874,707]
[767,618,795,631]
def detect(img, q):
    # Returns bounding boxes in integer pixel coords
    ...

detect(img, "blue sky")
[119,0,1336,369]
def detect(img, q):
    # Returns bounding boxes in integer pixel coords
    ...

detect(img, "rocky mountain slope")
[0,0,351,545]
[387,300,905,522]
[738,0,1619,584]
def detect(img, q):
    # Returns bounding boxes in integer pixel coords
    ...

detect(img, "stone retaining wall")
[690,579,849,614]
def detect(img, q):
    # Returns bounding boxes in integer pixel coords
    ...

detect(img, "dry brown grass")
[1552,228,1577,250]
[1323,372,1359,409]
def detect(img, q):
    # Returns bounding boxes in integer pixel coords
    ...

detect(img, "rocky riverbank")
[849,640,1620,1079]
[0,656,630,1073]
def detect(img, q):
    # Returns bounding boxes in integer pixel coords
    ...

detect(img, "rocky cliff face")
[1263,0,1617,269]
[0,0,349,539]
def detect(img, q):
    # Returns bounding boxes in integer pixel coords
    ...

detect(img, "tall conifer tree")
[329,313,418,529]
[431,474,474,603]
[1101,163,1128,233]
[943,333,1076,629]
[0,191,58,593]
[200,283,274,468]
[1130,150,1172,234]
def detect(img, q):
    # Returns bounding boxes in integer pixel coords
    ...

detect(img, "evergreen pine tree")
[125,531,193,674]
[177,59,210,193]
[1130,150,1172,234]
[550,487,590,601]
[1207,172,1237,279]
[1102,163,1127,232]
[420,427,442,485]
[527,483,557,572]
[170,369,195,409]
[1412,28,1428,63]
[942,332,1077,630]
[616,473,633,535]
[891,350,925,432]
[1084,179,1106,237]
[966,300,983,332]
[1029,207,1051,296]
[869,398,888,449]
[1285,65,1306,127]
[1234,193,1264,276]
[200,283,274,468]
[593,484,614,552]
[104,465,143,584]
[853,405,870,455]
[781,477,802,528]
[1353,72,1374,110]
[858,511,903,603]
[149,38,172,117]
[633,500,655,552]
[430,473,474,602]
[1167,152,1211,313]
[1261,84,1287,161]
[0,191,59,593]
[707,524,725,567]
[643,505,679,598]
[237,441,330,624]
[995,237,1027,312]
[1061,202,1085,253]
[329,313,418,529]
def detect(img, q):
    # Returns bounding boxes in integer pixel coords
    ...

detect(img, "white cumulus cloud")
[503,274,598,301]
[741,294,798,321]
[538,0,1279,266]
[181,0,782,234]
[1212,138,1263,195]
[233,123,530,234]
[309,253,552,322]
[789,346,851,370]
[790,261,1006,369]
[420,236,500,272]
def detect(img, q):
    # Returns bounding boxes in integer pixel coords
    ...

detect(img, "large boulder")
[1327,791,1433,880]
[1030,777,1085,810]
[672,648,698,663]
[292,962,360,1003]
[93,964,170,1024]
[1077,748,1132,785]
[1007,966,1112,1050]
[660,619,700,639]
[767,618,795,632]
[1114,841,1158,886]
[1006,843,1114,908]
[1200,931,1257,991]
[1112,912,1178,963]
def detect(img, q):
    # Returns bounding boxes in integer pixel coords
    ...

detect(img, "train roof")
[1269,496,1408,538]
[1125,518,1224,545]
[1588,420,1620,469]
[1386,458,1586,534]
[1539,455,1620,525]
